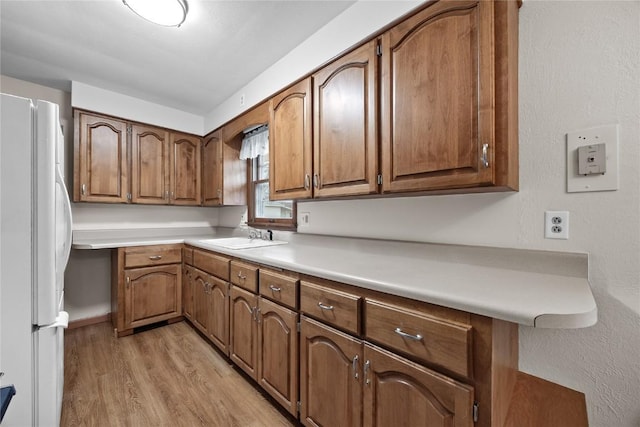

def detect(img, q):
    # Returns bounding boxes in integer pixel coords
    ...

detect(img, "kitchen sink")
[198,237,288,250]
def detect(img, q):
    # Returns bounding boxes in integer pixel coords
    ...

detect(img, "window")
[248,154,296,229]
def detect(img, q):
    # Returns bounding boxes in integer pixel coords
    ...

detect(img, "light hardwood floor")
[61,321,296,427]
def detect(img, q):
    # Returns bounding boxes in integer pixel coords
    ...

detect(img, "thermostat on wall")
[566,124,619,193]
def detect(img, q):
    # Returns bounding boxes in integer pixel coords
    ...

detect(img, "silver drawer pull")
[352,355,359,379]
[149,255,162,260]
[317,302,334,311]
[237,272,246,280]
[394,328,423,341]
[269,285,281,292]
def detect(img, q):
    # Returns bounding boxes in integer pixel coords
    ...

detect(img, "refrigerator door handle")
[56,165,73,269]
[41,311,69,330]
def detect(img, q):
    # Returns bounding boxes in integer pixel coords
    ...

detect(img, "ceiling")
[0,0,355,115]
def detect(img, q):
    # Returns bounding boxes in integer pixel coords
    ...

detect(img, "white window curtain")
[239,125,269,160]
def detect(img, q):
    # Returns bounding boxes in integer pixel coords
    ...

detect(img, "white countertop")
[72,227,597,329]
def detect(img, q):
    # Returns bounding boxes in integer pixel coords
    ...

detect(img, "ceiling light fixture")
[123,0,188,27]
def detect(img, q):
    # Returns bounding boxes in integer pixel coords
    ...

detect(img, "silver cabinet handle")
[317,302,334,311]
[352,355,359,379]
[304,174,310,190]
[237,271,246,280]
[81,183,86,195]
[165,190,170,200]
[171,191,175,199]
[149,255,162,260]
[269,285,281,292]
[481,143,489,168]
[313,173,319,188]
[364,360,370,385]
[394,327,423,341]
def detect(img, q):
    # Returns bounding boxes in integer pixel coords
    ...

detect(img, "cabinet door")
[74,111,128,203]
[201,130,223,206]
[300,316,362,427]
[170,132,201,205]
[207,276,230,355]
[192,268,210,334]
[269,78,313,200]
[380,0,494,193]
[183,265,195,321]
[229,285,258,379]
[363,344,474,427]
[313,39,379,198]
[124,264,181,329]
[257,298,298,416]
[131,124,170,204]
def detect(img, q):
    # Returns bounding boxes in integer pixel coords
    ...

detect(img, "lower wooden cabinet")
[191,267,230,355]
[363,344,475,427]
[112,245,183,337]
[300,316,363,427]
[257,298,299,416]
[229,285,259,378]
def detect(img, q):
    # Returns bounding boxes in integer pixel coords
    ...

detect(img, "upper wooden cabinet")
[170,132,201,205]
[201,102,268,207]
[73,111,128,203]
[312,39,379,198]
[131,123,169,204]
[380,0,518,193]
[269,78,313,200]
[201,128,246,206]
[74,109,202,206]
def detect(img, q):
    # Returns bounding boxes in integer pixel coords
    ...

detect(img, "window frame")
[247,155,297,230]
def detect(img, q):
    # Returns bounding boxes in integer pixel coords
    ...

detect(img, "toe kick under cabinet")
[111,244,183,337]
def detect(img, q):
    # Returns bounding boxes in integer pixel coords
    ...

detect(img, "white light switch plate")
[567,124,619,192]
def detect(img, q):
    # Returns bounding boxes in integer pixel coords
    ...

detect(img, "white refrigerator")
[0,93,73,426]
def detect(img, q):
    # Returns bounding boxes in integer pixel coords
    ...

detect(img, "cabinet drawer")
[183,247,194,265]
[124,245,182,268]
[364,299,472,378]
[259,269,298,309]
[230,260,259,293]
[300,281,360,335]
[193,249,230,280]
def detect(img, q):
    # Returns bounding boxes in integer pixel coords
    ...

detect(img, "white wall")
[217,2,640,425]
[72,81,204,135]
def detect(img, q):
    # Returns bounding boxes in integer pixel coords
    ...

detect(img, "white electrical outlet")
[567,124,619,192]
[299,212,310,227]
[545,211,569,239]
[239,94,245,106]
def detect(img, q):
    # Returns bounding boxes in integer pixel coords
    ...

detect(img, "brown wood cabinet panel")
[183,246,194,266]
[300,316,362,427]
[229,285,259,379]
[131,123,170,204]
[193,249,230,280]
[259,268,299,310]
[257,298,299,416]
[363,343,475,427]
[269,78,313,200]
[230,260,259,293]
[124,245,182,268]
[170,132,201,206]
[182,265,194,321]
[206,276,230,355]
[313,39,379,198]
[300,280,361,335]
[365,298,473,378]
[74,111,128,203]
[192,268,209,334]
[202,127,247,206]
[381,0,496,193]
[124,264,182,330]
[201,130,223,206]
